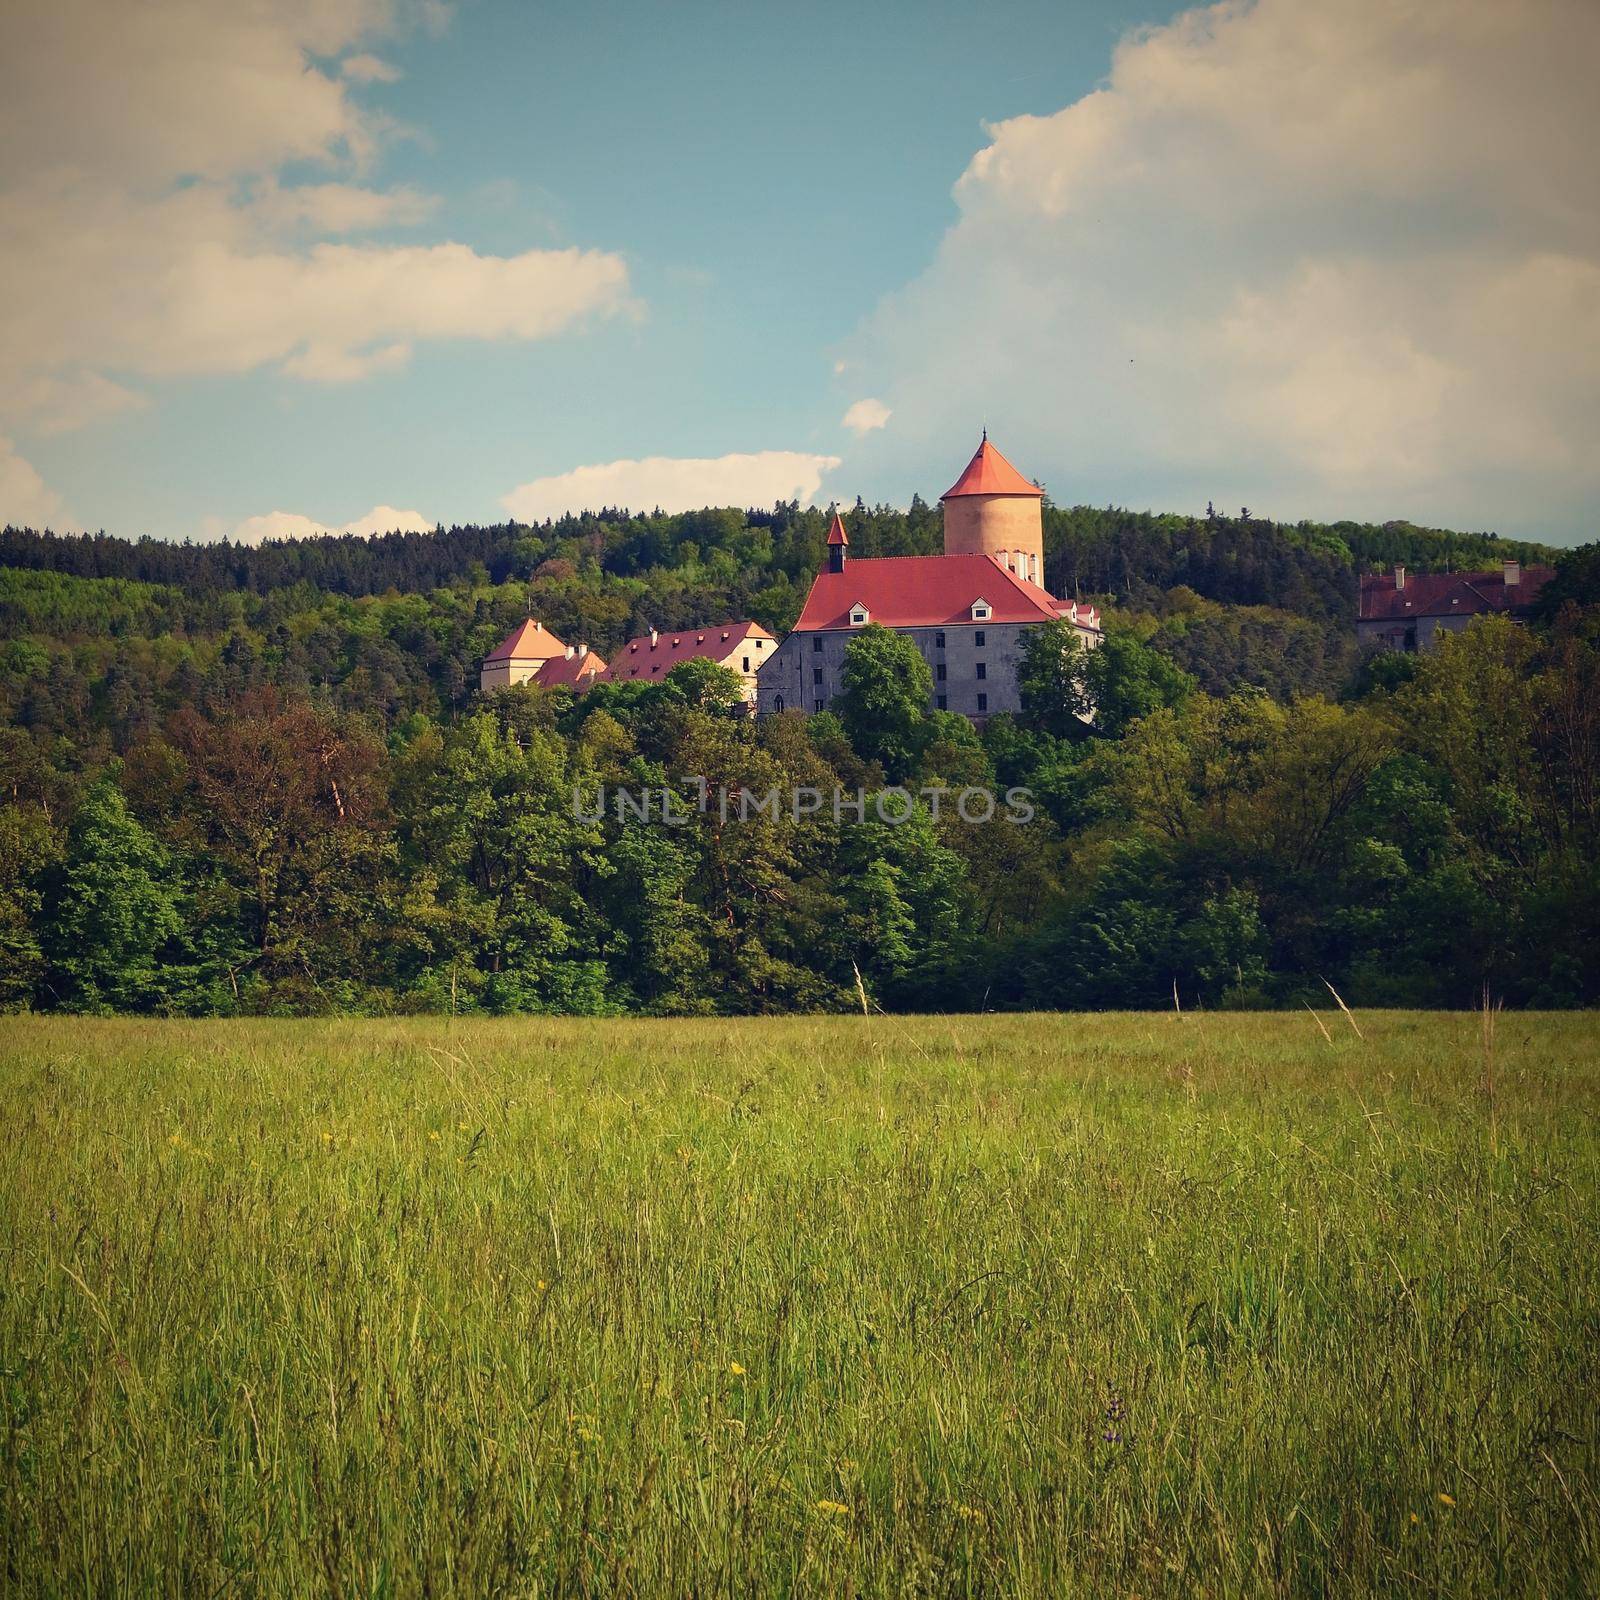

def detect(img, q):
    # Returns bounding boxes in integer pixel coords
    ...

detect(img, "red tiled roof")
[941,437,1044,500]
[1359,565,1554,621]
[793,553,1096,631]
[826,512,849,546]
[605,620,775,680]
[485,618,567,662]
[537,648,608,689]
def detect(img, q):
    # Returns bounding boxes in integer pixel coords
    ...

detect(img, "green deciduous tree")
[834,624,932,781]
[42,777,180,1013]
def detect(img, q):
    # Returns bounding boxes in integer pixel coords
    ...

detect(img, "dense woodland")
[1,504,1594,1014]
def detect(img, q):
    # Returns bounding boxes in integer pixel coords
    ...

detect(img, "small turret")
[826,510,849,574]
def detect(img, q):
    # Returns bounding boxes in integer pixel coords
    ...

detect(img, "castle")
[480,435,1098,722]
[757,435,1099,720]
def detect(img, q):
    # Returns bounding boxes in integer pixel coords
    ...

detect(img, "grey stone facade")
[758,620,1092,722]
[1355,613,1477,653]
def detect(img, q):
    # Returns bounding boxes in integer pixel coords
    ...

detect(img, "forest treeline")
[0,507,1593,1015]
[0,501,1560,741]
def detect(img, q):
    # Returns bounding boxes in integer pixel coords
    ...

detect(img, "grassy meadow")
[1,1011,1597,1597]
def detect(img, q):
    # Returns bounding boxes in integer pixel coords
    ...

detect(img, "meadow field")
[1,1011,1597,1597]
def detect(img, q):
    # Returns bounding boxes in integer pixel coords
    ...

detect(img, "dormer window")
[849,604,869,626]
[971,599,991,622]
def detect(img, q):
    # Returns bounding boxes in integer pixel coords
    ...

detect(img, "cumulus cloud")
[340,504,435,536]
[501,452,843,521]
[841,398,892,435]
[0,436,67,529]
[341,52,402,83]
[847,0,1600,539]
[223,504,433,544]
[0,0,631,429]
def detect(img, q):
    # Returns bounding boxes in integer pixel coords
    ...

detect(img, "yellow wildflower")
[1438,1493,1456,1507]
[730,1362,746,1376]
[816,1500,851,1517]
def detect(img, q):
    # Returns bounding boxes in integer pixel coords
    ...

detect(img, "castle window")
[813,667,823,685]
[774,694,785,712]
[742,657,750,672]
[935,631,946,650]
[812,637,823,652]
[937,695,947,710]
[977,693,988,713]
[971,600,991,622]
[849,605,869,626]
[814,699,824,712]
[936,663,946,681]
[975,662,986,680]
[974,630,986,647]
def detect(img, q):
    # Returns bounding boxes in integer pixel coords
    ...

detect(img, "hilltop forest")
[1,502,1595,1015]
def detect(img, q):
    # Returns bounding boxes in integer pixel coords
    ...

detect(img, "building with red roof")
[1357,560,1554,652]
[759,437,1099,722]
[603,620,776,705]
[481,618,607,692]
[941,432,1047,587]
[480,618,571,690]
[535,643,608,690]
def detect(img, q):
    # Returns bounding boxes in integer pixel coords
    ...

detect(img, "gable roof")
[941,437,1044,500]
[485,618,567,663]
[793,553,1096,631]
[605,620,775,681]
[1359,565,1554,622]
[537,648,608,689]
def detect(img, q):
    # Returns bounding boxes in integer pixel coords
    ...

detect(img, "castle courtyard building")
[1358,560,1554,651]
[758,436,1099,722]
[602,620,776,705]
[480,619,571,690]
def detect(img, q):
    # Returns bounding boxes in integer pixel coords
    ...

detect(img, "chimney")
[564,644,574,659]
[649,627,659,647]
[1503,559,1520,588]
[1393,564,1406,591]
[577,642,588,658]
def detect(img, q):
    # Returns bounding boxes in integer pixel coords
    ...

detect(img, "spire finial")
[982,425,987,443]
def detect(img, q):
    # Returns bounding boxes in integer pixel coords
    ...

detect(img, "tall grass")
[2,1012,1597,1596]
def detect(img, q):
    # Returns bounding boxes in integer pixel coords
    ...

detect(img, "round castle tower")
[940,432,1045,586]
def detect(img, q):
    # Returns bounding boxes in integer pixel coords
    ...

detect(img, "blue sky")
[1,0,1596,544]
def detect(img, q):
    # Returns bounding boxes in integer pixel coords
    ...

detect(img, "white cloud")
[223,503,433,544]
[841,398,891,436]
[501,452,843,520]
[0,0,395,187]
[0,436,67,528]
[341,52,402,84]
[10,372,149,436]
[848,0,1600,538]
[248,179,436,234]
[0,0,632,430]
[340,504,434,536]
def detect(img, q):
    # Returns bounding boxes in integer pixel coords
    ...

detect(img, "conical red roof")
[826,512,849,546]
[941,436,1044,499]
